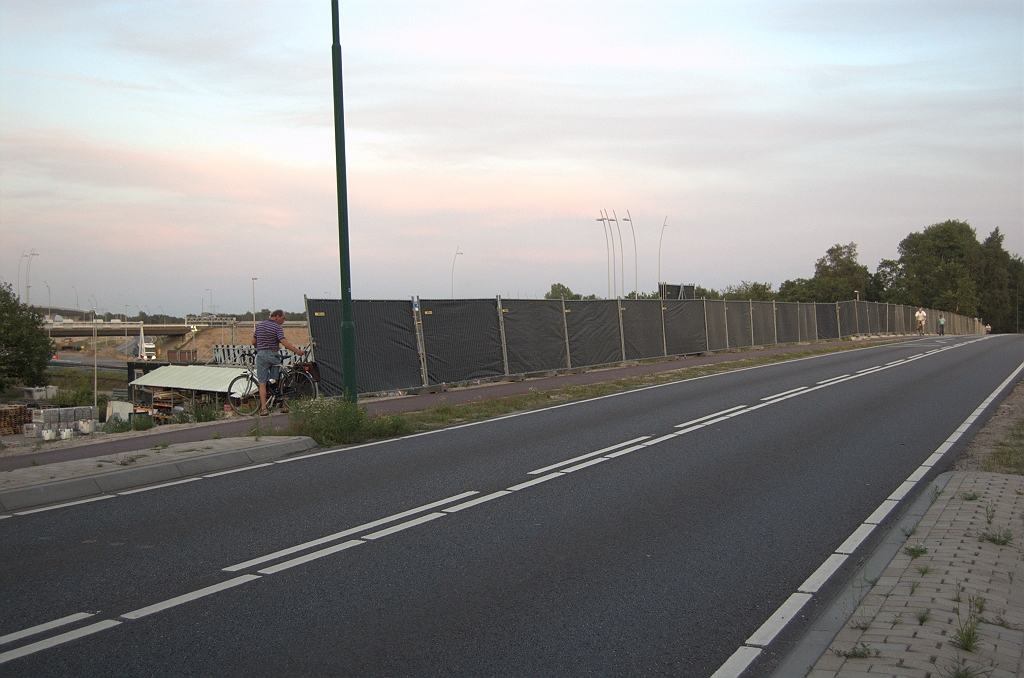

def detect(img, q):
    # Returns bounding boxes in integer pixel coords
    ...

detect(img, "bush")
[191,399,224,423]
[103,414,131,433]
[285,398,412,447]
[131,414,155,431]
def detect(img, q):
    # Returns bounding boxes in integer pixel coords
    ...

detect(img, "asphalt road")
[2,334,1021,677]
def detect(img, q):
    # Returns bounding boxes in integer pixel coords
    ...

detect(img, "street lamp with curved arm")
[72,285,79,310]
[610,210,625,298]
[451,247,462,299]
[622,210,638,298]
[658,216,668,299]
[603,209,617,299]
[597,212,611,299]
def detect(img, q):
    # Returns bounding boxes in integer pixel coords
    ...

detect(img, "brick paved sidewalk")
[810,472,1024,678]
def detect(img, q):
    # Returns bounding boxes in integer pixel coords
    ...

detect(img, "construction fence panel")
[663,300,707,355]
[305,298,422,397]
[872,302,883,334]
[420,299,504,385]
[838,301,857,337]
[564,300,622,368]
[500,299,568,374]
[799,303,818,341]
[904,306,914,333]
[705,300,729,351]
[752,301,776,346]
[886,304,897,334]
[816,303,839,340]
[775,302,799,344]
[726,302,753,348]
[621,299,667,360]
[856,301,870,335]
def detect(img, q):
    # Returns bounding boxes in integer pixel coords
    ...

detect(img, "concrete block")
[175,450,252,476]
[23,423,38,437]
[0,477,104,512]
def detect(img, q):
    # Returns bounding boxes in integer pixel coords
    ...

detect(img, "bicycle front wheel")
[290,371,319,401]
[228,374,261,416]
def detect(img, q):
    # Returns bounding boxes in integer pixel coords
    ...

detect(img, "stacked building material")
[0,405,30,436]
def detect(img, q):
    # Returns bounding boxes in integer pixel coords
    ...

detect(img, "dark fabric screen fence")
[306,297,981,396]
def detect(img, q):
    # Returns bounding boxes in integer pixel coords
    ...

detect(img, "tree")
[723,281,776,301]
[0,282,53,389]
[895,220,982,315]
[544,283,582,300]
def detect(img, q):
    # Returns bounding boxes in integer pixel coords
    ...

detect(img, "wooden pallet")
[0,405,29,436]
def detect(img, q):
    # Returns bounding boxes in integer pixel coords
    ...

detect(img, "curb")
[0,437,319,513]
[768,473,956,677]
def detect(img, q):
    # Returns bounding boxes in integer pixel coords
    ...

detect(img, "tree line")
[546,220,1023,333]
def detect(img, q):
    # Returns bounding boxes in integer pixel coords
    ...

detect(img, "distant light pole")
[657,216,668,299]
[25,249,39,306]
[602,209,617,299]
[451,247,462,299]
[44,281,51,339]
[251,277,258,331]
[72,285,79,311]
[855,290,860,301]
[622,210,638,297]
[597,212,611,298]
[17,251,27,302]
[610,210,625,298]
[206,288,213,317]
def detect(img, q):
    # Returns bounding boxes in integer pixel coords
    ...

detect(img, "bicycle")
[228,347,319,416]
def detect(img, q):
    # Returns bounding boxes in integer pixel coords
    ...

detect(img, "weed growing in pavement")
[890,613,903,628]
[153,440,170,450]
[984,501,996,524]
[211,432,222,440]
[901,525,918,538]
[950,595,985,652]
[978,527,1014,546]
[952,580,964,603]
[113,454,145,466]
[255,398,413,448]
[904,544,928,559]
[939,654,993,678]
[916,609,931,625]
[960,490,981,501]
[930,485,944,504]
[910,581,919,595]
[832,642,879,658]
[1009,570,1014,583]
[916,565,932,576]
[849,620,871,631]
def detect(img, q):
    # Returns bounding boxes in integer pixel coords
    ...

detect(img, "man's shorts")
[256,350,282,383]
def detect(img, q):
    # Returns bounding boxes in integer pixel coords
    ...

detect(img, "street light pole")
[25,249,39,306]
[45,282,51,339]
[72,285,79,311]
[603,209,617,299]
[658,216,668,299]
[610,210,626,298]
[622,210,638,297]
[251,278,258,332]
[17,251,27,302]
[331,0,357,402]
[597,213,611,299]
[451,247,462,299]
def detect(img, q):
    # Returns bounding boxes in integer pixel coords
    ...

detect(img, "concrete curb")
[768,472,956,677]
[0,437,319,513]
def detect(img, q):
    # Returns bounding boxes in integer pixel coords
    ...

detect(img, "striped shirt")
[254,319,285,351]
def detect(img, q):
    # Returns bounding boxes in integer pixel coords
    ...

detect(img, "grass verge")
[982,413,1024,475]
[260,339,904,447]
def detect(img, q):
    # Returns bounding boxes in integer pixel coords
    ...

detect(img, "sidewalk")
[809,472,1024,678]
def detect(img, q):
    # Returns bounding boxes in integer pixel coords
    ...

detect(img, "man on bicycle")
[253,310,305,416]
[915,307,927,336]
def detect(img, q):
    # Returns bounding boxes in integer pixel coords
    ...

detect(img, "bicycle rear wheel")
[289,371,318,401]
[228,374,261,416]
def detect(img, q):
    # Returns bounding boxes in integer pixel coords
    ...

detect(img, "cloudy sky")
[2,1,1021,316]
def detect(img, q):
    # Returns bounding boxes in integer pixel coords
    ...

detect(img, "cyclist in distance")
[915,307,927,336]
[253,309,305,416]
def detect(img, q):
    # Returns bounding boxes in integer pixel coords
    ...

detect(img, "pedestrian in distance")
[252,310,306,416]
[986,323,992,334]
[938,315,945,335]
[915,307,927,336]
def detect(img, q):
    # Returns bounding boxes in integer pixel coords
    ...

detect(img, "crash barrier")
[304,298,982,398]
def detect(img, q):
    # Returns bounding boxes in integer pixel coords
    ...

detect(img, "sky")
[1,0,1021,316]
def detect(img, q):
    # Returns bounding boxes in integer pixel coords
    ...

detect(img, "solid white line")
[798,554,848,593]
[709,646,761,678]
[14,495,114,515]
[361,512,446,540]
[121,575,260,620]
[0,515,10,520]
[888,480,918,502]
[675,406,747,428]
[203,463,273,478]
[223,491,478,571]
[605,444,647,458]
[746,592,812,646]
[561,457,610,473]
[906,467,928,483]
[0,612,94,645]
[864,500,899,525]
[760,387,806,401]
[257,539,364,575]
[835,523,876,555]
[118,478,200,495]
[443,491,511,513]
[0,620,121,665]
[816,374,850,384]
[528,437,650,475]
[507,472,563,492]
